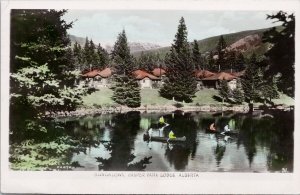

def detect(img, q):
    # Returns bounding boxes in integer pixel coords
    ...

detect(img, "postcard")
[1,0,300,194]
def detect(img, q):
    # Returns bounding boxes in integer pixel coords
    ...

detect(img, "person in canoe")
[221,124,231,135]
[167,130,176,142]
[148,128,153,140]
[209,123,216,131]
[159,116,165,124]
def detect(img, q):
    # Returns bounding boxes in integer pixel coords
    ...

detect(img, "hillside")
[69,26,279,58]
[133,27,278,58]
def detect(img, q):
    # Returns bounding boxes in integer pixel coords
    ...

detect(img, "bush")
[173,102,184,108]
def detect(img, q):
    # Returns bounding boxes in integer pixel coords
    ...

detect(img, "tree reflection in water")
[162,112,198,171]
[96,111,152,171]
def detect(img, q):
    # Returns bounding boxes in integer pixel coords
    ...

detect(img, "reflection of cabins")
[196,70,244,90]
[132,70,160,88]
[81,68,112,89]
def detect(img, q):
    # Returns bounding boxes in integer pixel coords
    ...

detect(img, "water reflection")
[95,112,152,171]
[10,110,294,172]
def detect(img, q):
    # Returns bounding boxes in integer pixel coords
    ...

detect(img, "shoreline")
[46,103,295,118]
[48,104,251,118]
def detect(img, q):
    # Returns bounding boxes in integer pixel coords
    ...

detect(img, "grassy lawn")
[82,88,294,107]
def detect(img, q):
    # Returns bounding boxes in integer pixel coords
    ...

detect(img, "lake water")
[51,110,293,172]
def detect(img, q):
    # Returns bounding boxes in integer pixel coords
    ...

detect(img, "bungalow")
[132,69,160,88]
[202,72,238,90]
[81,67,112,89]
[194,70,216,90]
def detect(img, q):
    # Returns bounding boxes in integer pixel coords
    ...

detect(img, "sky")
[62,10,278,47]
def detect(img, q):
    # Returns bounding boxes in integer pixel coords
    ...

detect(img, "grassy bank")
[82,88,294,108]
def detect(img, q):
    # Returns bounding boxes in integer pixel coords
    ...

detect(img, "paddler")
[159,116,165,124]
[148,128,153,140]
[209,123,216,131]
[167,130,176,142]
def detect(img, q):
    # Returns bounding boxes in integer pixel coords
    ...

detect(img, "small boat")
[143,134,186,142]
[205,128,239,136]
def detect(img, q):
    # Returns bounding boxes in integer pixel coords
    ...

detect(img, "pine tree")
[83,37,91,70]
[96,43,109,70]
[216,35,227,72]
[10,10,88,132]
[263,11,295,97]
[207,51,216,71]
[241,54,263,105]
[89,39,98,68]
[111,30,133,75]
[235,52,245,71]
[111,30,140,107]
[192,40,202,70]
[232,79,245,104]
[218,80,230,103]
[260,77,279,104]
[159,17,197,103]
[226,50,236,73]
[73,42,83,70]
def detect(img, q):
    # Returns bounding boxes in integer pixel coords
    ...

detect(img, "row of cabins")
[80,67,244,90]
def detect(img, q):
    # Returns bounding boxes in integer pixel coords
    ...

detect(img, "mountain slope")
[133,27,277,58]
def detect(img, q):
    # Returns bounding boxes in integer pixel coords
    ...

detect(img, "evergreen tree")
[111,30,140,107]
[232,79,245,104]
[241,54,263,106]
[159,17,197,103]
[226,50,236,73]
[111,30,134,75]
[96,43,109,70]
[260,77,279,104]
[207,51,216,71]
[83,37,91,70]
[10,9,88,133]
[218,80,230,103]
[216,35,227,72]
[138,52,156,72]
[73,42,83,70]
[263,11,295,97]
[192,40,202,70]
[89,39,98,68]
[235,52,246,71]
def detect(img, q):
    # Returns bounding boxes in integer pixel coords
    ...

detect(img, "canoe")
[143,134,186,142]
[205,128,239,136]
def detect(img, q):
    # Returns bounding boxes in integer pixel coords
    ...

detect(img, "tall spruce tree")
[260,77,279,104]
[83,37,91,70]
[218,80,230,104]
[73,42,83,70]
[10,9,88,133]
[241,54,263,108]
[192,40,202,70]
[207,51,216,71]
[96,43,109,70]
[232,79,245,104]
[159,17,197,103]
[216,35,227,72]
[89,39,98,68]
[262,11,295,97]
[111,30,141,108]
[111,30,134,75]
[235,52,246,72]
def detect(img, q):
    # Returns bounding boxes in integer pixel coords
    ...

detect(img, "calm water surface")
[55,111,293,172]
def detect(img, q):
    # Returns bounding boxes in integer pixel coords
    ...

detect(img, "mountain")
[133,27,278,58]
[69,34,86,46]
[69,34,162,53]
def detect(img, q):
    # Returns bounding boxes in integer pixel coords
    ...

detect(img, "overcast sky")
[62,10,278,47]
